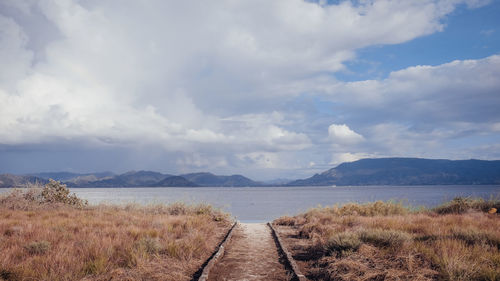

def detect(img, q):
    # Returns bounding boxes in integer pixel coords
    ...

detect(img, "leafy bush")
[41,179,88,207]
[1,180,88,209]
[325,232,362,257]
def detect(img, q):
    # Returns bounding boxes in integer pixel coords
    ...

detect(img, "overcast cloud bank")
[0,0,499,179]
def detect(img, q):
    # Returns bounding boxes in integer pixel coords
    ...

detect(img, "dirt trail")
[207,223,290,281]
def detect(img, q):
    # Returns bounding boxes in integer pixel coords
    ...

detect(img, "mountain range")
[1,158,500,188]
[287,158,500,186]
[0,171,261,187]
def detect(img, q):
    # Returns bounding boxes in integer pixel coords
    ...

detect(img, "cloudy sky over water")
[1,0,500,180]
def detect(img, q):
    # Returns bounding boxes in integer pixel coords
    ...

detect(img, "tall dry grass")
[274,198,500,281]
[0,183,231,281]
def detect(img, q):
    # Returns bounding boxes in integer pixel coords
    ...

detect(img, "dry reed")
[274,198,500,281]
[0,184,232,281]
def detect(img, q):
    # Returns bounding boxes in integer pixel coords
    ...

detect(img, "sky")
[1,0,500,180]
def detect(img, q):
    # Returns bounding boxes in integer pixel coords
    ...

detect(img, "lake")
[2,185,500,222]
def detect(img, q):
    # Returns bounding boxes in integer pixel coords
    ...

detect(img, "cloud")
[0,0,498,178]
[0,15,33,91]
[307,55,500,126]
[330,152,372,166]
[328,124,364,145]
[302,54,500,167]
[480,29,495,36]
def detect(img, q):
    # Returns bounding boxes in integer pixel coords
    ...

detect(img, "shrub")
[337,200,409,216]
[22,186,44,202]
[325,232,362,257]
[136,236,162,255]
[112,247,137,268]
[194,204,213,215]
[24,241,51,255]
[83,256,108,275]
[41,179,88,207]
[451,229,500,249]
[434,196,500,214]
[434,197,472,214]
[298,222,336,239]
[164,202,188,215]
[359,229,412,248]
[274,216,296,226]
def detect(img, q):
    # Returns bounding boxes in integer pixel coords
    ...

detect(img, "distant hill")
[73,171,259,187]
[288,158,500,186]
[155,176,198,187]
[76,171,173,187]
[30,171,114,181]
[7,158,497,188]
[181,172,261,187]
[0,174,48,188]
[30,172,115,185]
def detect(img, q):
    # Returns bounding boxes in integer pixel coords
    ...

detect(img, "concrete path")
[207,223,289,281]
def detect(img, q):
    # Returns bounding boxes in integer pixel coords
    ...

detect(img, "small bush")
[112,247,137,268]
[194,204,213,215]
[136,236,162,255]
[83,256,108,275]
[165,202,188,215]
[359,229,412,248]
[22,187,44,202]
[274,216,296,226]
[24,241,51,255]
[325,232,362,257]
[298,223,336,239]
[451,229,500,249]
[434,197,472,214]
[434,196,500,214]
[163,241,180,258]
[41,179,88,207]
[336,200,409,216]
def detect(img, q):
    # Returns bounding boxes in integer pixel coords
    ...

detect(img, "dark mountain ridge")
[0,174,48,188]
[155,176,198,187]
[288,158,500,186]
[72,171,173,187]
[181,172,260,187]
[3,158,500,188]
[29,171,114,182]
[0,170,259,187]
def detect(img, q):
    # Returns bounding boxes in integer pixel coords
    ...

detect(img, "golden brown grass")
[274,199,500,281]
[0,185,232,281]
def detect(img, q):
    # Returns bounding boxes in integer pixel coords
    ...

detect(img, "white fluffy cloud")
[330,152,373,165]
[328,124,364,144]
[310,55,500,164]
[317,55,500,119]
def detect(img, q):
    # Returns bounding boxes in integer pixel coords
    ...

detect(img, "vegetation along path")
[207,223,290,281]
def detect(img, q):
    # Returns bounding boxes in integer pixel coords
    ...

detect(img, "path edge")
[268,222,308,281]
[195,221,238,281]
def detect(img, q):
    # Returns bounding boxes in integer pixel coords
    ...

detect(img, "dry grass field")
[274,198,500,281]
[0,182,232,281]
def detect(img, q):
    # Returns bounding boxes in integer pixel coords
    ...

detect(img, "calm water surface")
[2,185,500,222]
